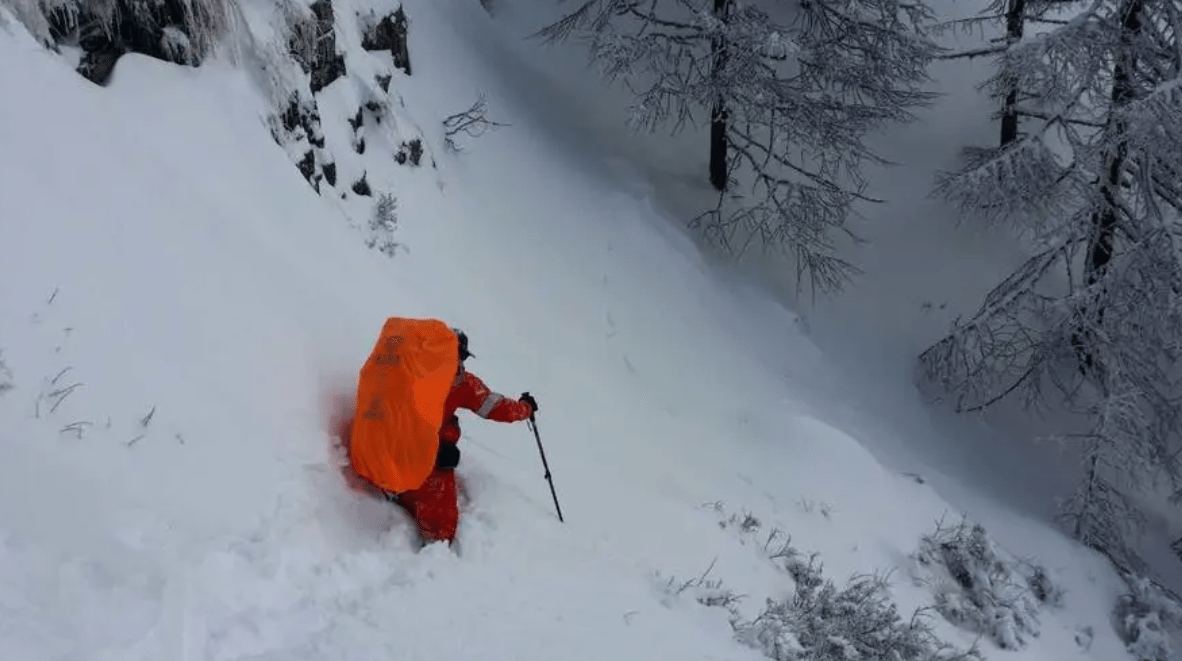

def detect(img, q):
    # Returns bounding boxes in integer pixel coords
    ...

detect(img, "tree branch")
[938,44,1008,60]
[1014,108,1107,127]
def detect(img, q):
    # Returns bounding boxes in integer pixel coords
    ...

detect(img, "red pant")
[335,415,459,544]
[396,468,459,544]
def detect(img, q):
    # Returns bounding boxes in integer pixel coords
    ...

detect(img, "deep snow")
[0,0,1162,659]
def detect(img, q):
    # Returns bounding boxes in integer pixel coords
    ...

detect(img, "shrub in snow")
[691,502,975,661]
[704,502,818,582]
[1113,574,1182,661]
[367,193,404,257]
[442,95,507,153]
[0,351,13,395]
[704,501,768,534]
[1023,562,1063,608]
[913,518,1048,650]
[736,560,981,661]
[656,560,745,617]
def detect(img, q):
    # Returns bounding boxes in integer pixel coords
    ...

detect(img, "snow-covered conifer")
[541,0,938,293]
[923,0,1182,570]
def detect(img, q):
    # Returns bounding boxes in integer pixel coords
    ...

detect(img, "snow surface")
[0,0,1155,659]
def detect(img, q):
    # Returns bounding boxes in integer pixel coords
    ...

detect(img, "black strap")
[436,442,461,469]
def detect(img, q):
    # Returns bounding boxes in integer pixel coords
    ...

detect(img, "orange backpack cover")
[348,318,460,493]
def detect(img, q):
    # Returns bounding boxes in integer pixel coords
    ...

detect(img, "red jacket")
[440,369,533,443]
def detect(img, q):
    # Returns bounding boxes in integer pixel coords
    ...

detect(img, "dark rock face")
[66,0,199,86]
[352,172,372,196]
[279,93,336,191]
[281,96,326,149]
[46,5,83,45]
[394,139,423,167]
[290,0,346,94]
[78,45,126,86]
[297,150,317,188]
[361,7,410,75]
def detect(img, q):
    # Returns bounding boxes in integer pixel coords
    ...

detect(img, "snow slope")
[0,1,1148,660]
[481,0,1182,588]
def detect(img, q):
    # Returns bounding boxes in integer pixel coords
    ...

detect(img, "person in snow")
[356,328,538,546]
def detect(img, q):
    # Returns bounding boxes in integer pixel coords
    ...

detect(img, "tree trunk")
[1075,0,1142,372]
[1073,453,1099,540]
[999,0,1025,145]
[709,0,732,191]
[1085,0,1141,285]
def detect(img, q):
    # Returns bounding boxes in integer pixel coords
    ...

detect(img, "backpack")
[348,317,460,493]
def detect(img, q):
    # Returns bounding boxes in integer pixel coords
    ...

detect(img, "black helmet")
[454,328,474,361]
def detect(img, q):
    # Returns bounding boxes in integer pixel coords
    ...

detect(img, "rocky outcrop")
[47,0,205,86]
[394,139,422,167]
[361,7,410,76]
[289,0,346,94]
[276,93,336,193]
[351,172,372,196]
[13,0,424,205]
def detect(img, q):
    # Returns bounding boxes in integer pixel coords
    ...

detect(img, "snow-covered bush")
[0,350,13,395]
[691,502,976,661]
[913,518,1050,649]
[367,193,404,257]
[1113,574,1182,661]
[705,502,827,583]
[736,560,981,661]
[656,560,745,615]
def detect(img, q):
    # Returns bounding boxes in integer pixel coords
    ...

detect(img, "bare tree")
[924,0,1182,571]
[442,94,508,152]
[540,0,938,294]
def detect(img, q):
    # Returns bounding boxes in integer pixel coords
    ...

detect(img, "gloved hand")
[436,442,461,469]
[520,392,539,414]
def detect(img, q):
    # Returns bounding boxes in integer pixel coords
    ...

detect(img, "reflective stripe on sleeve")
[476,392,504,418]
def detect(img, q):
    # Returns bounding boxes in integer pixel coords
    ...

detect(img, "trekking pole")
[527,415,564,523]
